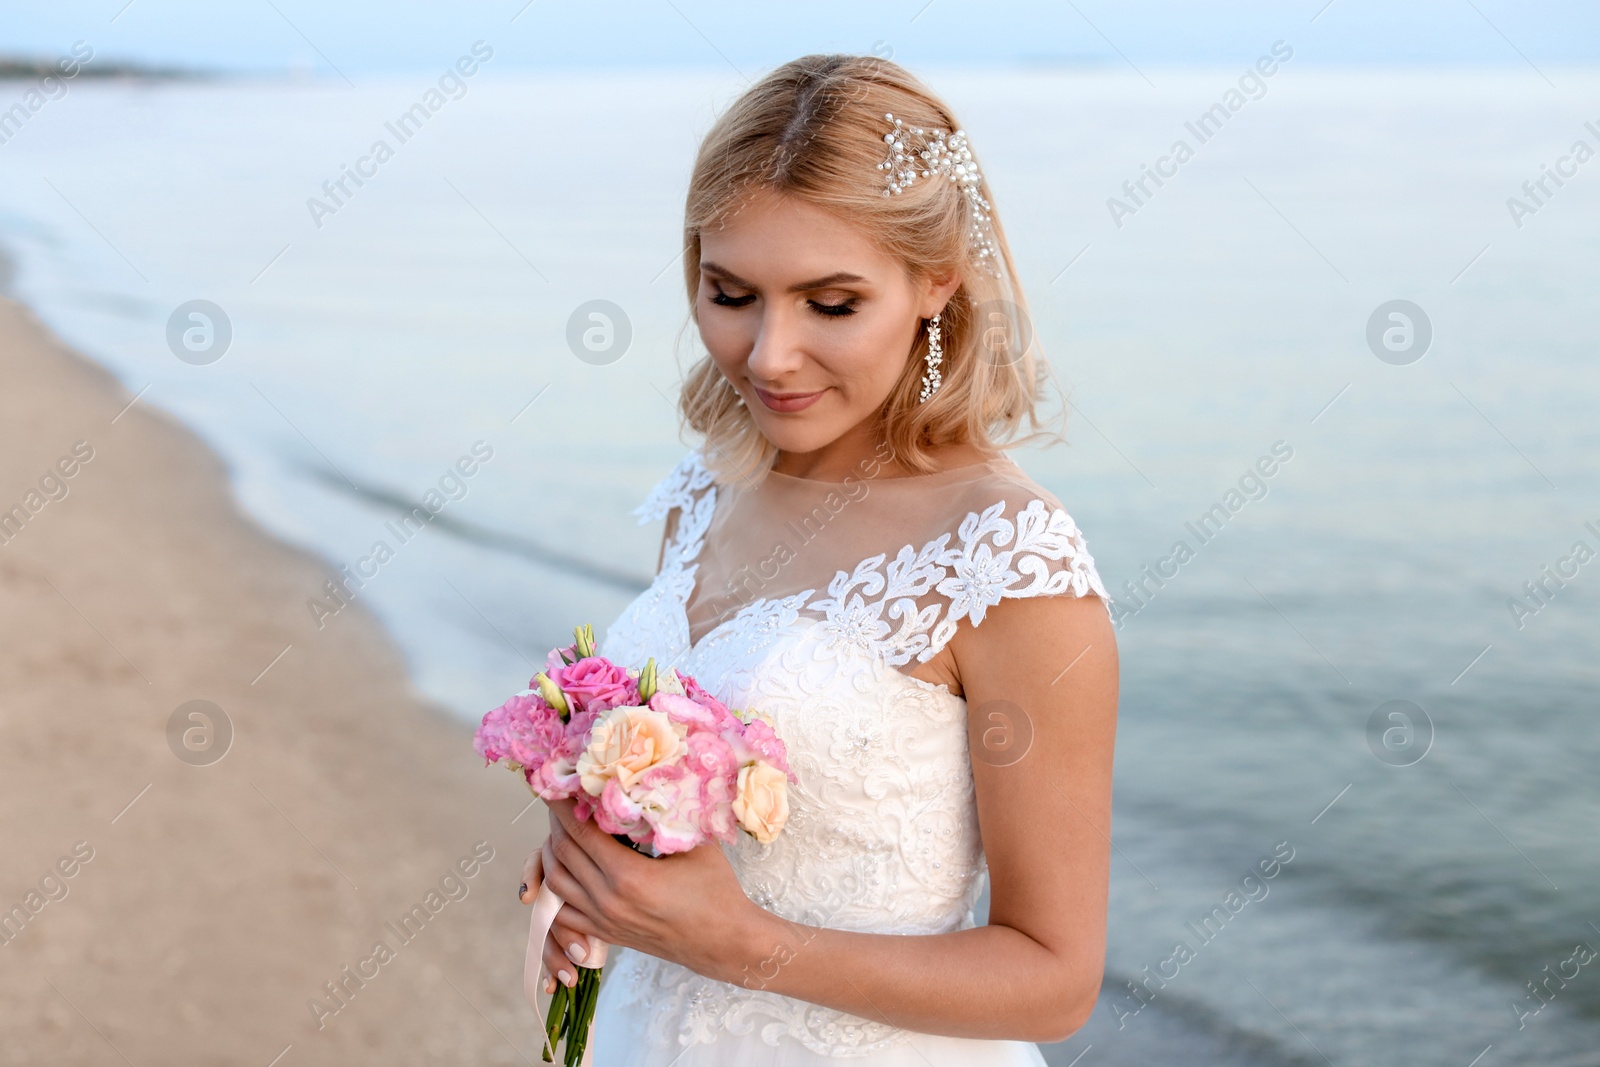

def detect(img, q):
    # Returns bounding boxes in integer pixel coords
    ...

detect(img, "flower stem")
[542,978,568,1062]
[545,836,643,1064]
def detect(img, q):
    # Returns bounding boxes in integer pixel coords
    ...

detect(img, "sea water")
[0,66,1596,1065]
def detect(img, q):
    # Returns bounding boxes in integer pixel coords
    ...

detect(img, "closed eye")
[709,284,755,309]
[708,283,858,318]
[808,298,857,317]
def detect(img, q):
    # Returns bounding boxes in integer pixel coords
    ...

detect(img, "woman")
[519,53,1119,1064]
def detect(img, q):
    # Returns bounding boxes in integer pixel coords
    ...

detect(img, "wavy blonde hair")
[674,53,1067,482]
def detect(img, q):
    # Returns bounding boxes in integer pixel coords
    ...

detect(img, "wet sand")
[0,294,552,1064]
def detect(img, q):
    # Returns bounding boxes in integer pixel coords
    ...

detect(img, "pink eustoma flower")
[551,656,638,714]
[648,690,723,731]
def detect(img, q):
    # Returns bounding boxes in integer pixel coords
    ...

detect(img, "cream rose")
[731,761,789,844]
[576,706,684,797]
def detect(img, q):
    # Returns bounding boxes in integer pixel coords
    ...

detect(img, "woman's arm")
[537,590,1118,1044]
[706,590,1119,1043]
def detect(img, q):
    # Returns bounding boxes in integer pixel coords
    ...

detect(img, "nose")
[745,304,808,386]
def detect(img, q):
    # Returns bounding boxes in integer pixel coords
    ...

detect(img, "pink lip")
[753,386,825,412]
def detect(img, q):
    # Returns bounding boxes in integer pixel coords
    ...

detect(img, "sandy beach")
[0,294,552,1064]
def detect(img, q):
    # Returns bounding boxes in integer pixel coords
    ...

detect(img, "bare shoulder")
[952,584,1118,701]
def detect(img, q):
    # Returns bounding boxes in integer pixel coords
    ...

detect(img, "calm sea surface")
[1,66,1596,1065]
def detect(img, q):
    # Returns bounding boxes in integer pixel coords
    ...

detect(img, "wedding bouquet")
[473,623,794,1066]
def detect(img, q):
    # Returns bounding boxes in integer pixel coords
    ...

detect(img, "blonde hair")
[674,53,1067,482]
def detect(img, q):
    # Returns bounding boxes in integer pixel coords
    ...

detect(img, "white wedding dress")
[587,445,1110,1065]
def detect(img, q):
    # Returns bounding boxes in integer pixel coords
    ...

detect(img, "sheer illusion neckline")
[763,453,1007,486]
[679,463,972,700]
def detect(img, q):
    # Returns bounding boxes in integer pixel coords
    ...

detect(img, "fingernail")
[568,941,586,964]
[558,968,574,987]
[544,975,556,994]
[519,882,528,899]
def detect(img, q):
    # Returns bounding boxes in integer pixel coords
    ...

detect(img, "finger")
[548,901,603,943]
[549,795,583,829]
[542,837,594,914]
[544,929,578,989]
[547,815,608,897]
[558,802,614,857]
[549,919,596,971]
[547,912,593,968]
[519,847,544,905]
[539,899,591,993]
[556,805,650,891]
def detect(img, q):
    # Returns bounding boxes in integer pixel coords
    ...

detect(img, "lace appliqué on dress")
[593,448,1105,1057]
[606,946,914,1056]
[604,451,720,669]
[799,485,1112,670]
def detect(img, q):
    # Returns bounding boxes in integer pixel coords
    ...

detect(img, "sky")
[0,0,1596,76]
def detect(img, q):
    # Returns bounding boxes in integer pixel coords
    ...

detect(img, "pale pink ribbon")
[524,882,610,1066]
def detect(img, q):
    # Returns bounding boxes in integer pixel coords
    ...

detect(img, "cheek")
[697,308,750,366]
[835,315,909,387]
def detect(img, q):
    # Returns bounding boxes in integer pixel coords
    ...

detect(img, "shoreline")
[0,293,551,1063]
[0,287,1283,1066]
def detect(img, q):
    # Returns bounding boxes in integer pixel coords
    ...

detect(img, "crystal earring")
[918,313,944,402]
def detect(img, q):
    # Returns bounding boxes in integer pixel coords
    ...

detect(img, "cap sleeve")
[805,472,1112,670]
[920,494,1110,661]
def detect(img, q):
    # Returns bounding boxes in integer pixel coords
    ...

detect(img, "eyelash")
[709,285,858,317]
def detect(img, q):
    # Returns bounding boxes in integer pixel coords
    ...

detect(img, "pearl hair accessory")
[919,312,944,402]
[877,112,1004,279]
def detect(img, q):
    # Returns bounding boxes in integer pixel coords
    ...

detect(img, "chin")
[749,412,841,454]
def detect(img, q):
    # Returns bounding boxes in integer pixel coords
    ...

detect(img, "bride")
[517,53,1118,1064]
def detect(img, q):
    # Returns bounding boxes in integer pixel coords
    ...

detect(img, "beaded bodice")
[594,447,1109,1056]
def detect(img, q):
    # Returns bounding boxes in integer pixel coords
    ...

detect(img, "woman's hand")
[520,795,763,990]
[520,841,589,995]
[520,813,617,995]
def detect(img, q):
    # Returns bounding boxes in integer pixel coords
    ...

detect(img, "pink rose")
[552,657,638,714]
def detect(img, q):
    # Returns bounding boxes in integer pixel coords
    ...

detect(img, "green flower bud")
[534,671,569,718]
[638,657,657,703]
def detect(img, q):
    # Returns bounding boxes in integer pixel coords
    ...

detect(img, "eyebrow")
[700,261,868,292]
